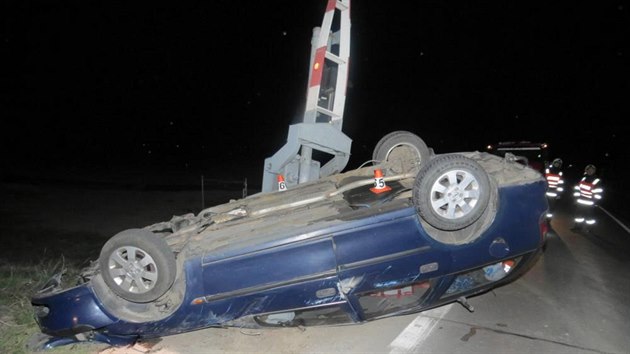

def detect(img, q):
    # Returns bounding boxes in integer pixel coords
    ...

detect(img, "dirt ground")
[0,169,246,268]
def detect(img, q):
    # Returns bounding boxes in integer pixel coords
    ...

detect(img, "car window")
[357,280,432,319]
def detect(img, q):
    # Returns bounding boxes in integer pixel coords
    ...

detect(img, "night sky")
[3,1,628,189]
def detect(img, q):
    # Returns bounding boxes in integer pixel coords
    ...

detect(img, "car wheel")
[413,154,492,231]
[99,229,176,303]
[372,131,431,173]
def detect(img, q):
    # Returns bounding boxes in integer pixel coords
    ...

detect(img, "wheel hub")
[446,186,464,204]
[124,261,142,278]
[108,246,158,294]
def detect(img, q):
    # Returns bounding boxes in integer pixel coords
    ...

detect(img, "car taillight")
[539,217,549,243]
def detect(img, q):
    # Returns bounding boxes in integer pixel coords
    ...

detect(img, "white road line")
[388,304,454,354]
[598,205,630,235]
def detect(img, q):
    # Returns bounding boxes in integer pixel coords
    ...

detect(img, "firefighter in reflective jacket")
[572,164,603,229]
[544,158,564,218]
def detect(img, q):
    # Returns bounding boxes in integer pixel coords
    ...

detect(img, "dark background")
[2,1,628,199]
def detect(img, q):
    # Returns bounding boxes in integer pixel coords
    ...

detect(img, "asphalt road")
[98,197,630,354]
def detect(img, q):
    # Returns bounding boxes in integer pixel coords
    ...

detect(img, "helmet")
[552,158,563,166]
[585,164,596,173]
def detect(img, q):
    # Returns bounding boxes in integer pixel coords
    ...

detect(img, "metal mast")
[261,0,352,193]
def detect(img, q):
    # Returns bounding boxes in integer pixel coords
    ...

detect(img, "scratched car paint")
[30,131,548,349]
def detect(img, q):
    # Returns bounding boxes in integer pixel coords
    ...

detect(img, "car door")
[333,208,451,320]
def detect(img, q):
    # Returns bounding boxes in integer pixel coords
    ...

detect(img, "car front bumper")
[31,278,136,349]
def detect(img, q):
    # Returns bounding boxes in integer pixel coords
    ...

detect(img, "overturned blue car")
[31,131,548,349]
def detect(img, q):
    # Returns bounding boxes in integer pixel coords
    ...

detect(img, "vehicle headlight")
[33,305,50,318]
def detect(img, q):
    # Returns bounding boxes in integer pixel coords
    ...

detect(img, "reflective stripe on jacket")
[573,176,603,206]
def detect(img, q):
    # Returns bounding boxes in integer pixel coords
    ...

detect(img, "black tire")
[413,154,492,231]
[372,131,431,173]
[99,229,176,303]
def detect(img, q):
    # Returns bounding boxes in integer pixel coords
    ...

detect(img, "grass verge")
[0,258,94,354]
